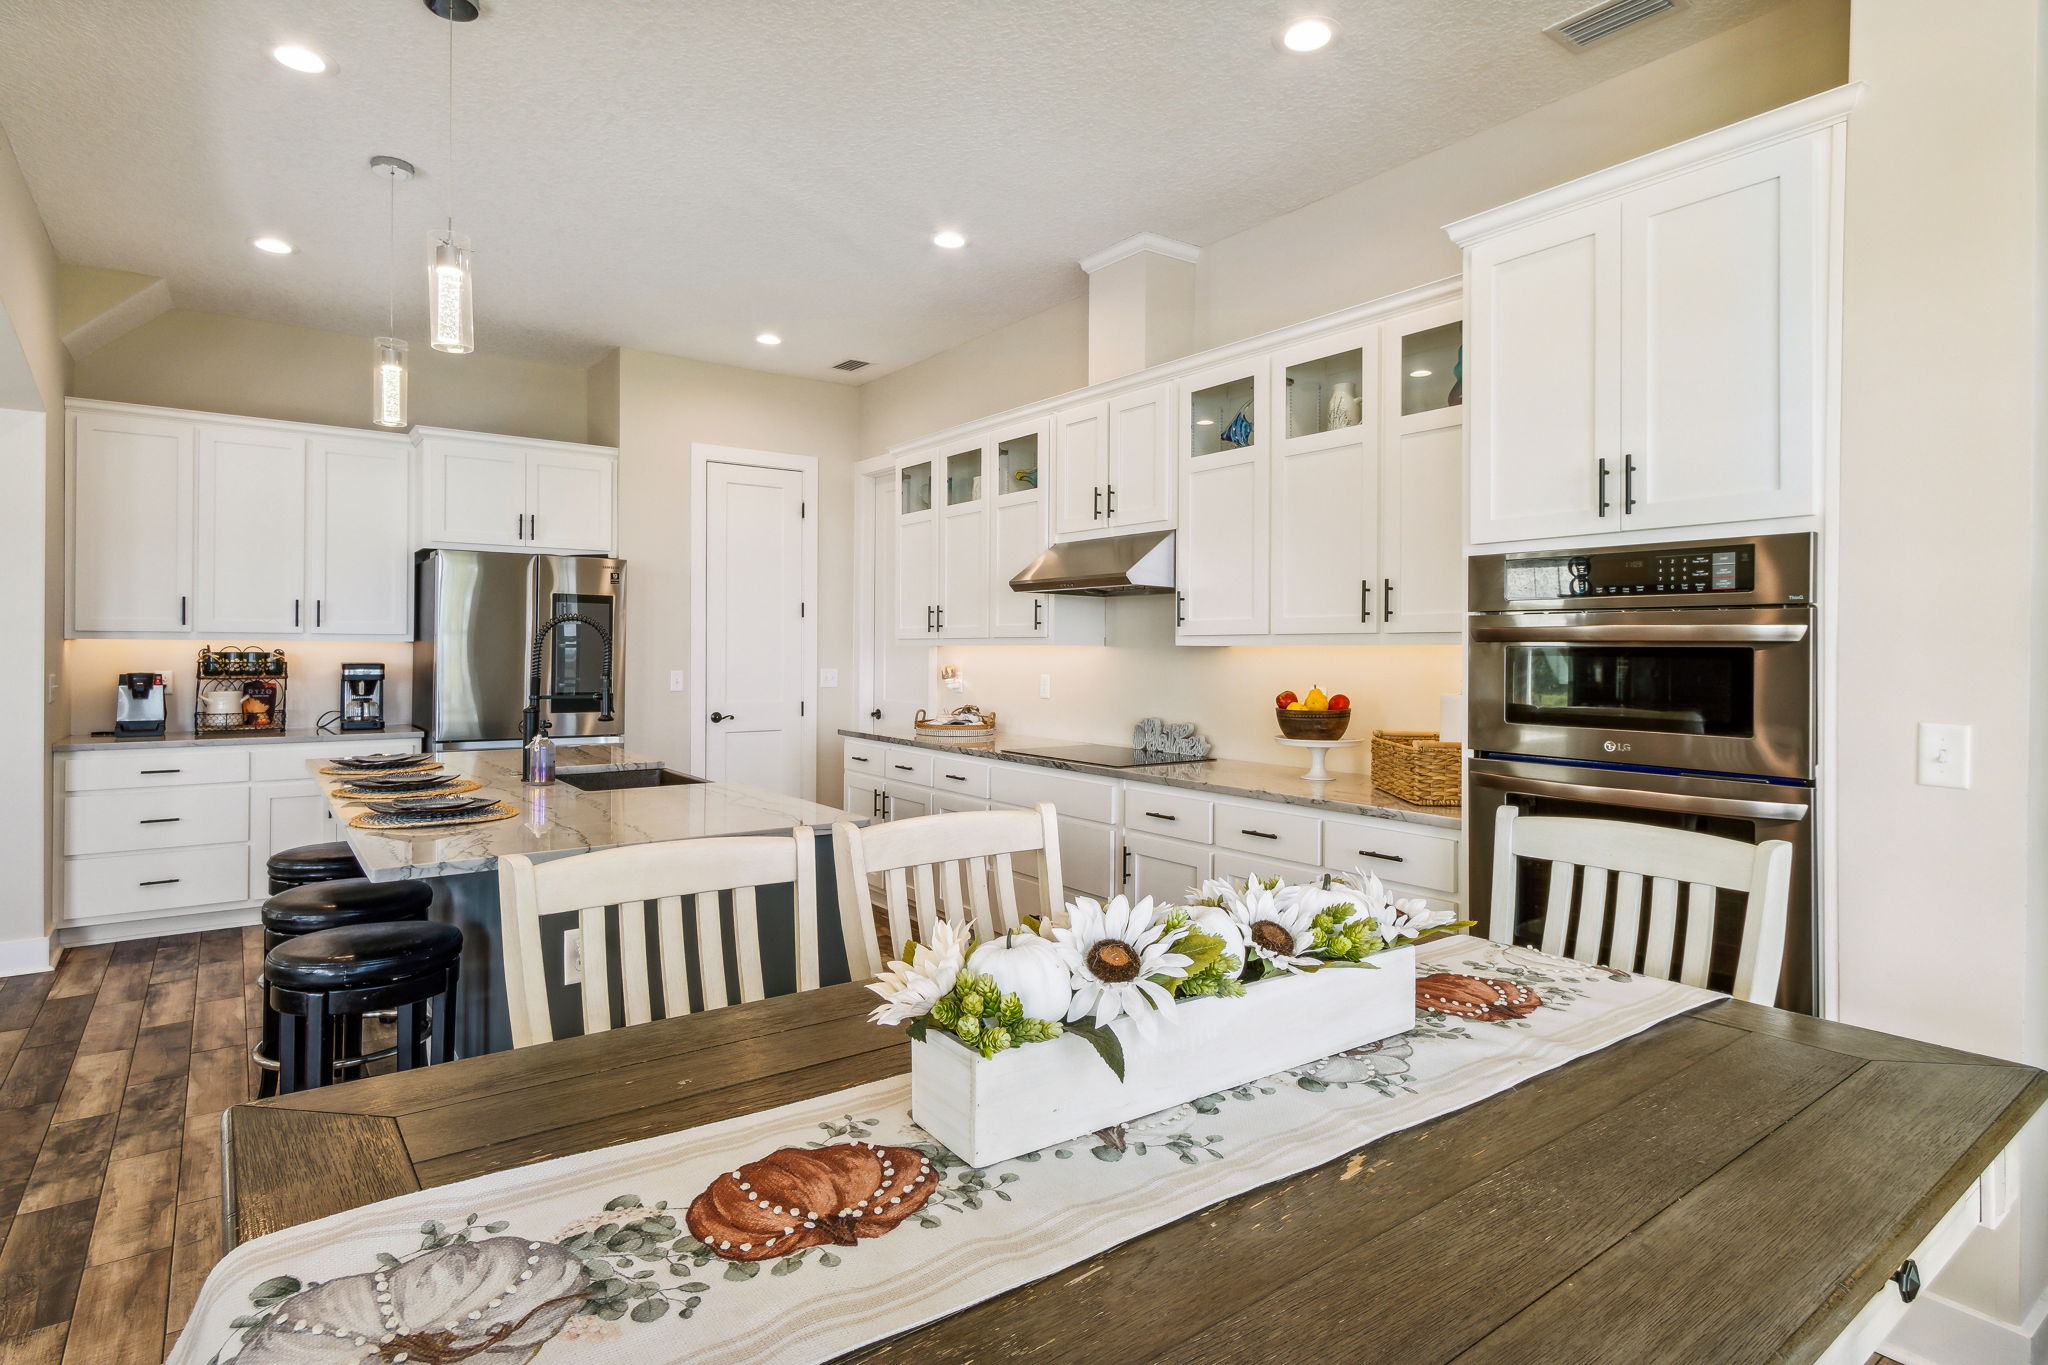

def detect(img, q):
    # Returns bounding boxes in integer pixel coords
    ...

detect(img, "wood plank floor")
[0,929,1918,1365]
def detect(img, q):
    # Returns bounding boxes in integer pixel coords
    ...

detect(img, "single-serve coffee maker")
[115,672,167,735]
[340,663,386,732]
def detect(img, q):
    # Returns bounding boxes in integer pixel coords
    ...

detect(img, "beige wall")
[1831,0,2047,1350]
[605,349,861,795]
[0,122,65,961]
[861,0,1849,775]
[63,639,415,736]
[72,309,591,444]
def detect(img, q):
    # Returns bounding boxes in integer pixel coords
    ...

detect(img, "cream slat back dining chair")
[1490,806,1793,1004]
[499,829,818,1048]
[832,804,1065,964]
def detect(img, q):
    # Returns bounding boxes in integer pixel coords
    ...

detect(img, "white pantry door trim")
[853,459,935,732]
[688,444,818,800]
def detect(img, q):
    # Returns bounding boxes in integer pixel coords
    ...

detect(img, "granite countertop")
[837,725,1461,831]
[54,724,428,752]
[319,747,858,881]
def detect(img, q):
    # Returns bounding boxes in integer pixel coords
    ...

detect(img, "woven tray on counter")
[348,801,520,832]
[332,777,482,802]
[1371,730,1461,806]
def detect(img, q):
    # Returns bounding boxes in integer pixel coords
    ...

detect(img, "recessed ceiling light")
[756,333,782,346]
[251,236,295,254]
[1409,368,1432,378]
[932,230,967,249]
[1278,17,1337,52]
[270,44,329,74]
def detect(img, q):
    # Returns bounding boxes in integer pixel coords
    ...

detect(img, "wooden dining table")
[225,980,2046,1363]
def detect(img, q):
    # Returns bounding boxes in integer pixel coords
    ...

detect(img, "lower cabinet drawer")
[989,764,1118,825]
[930,754,991,797]
[930,789,990,815]
[1121,784,1212,841]
[64,786,250,856]
[843,739,886,775]
[1211,848,1323,891]
[879,747,934,785]
[62,844,251,923]
[63,746,250,792]
[1211,799,1321,866]
[1320,817,1460,894]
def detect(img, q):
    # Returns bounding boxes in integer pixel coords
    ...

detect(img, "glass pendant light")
[370,156,415,428]
[427,0,477,353]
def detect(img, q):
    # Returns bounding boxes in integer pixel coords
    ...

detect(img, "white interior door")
[194,424,307,635]
[866,473,931,724]
[71,410,194,633]
[307,435,412,636]
[703,461,807,795]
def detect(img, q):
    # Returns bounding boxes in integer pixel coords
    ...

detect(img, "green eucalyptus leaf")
[1062,1020,1126,1080]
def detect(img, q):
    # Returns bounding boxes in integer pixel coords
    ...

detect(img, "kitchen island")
[315,746,861,1056]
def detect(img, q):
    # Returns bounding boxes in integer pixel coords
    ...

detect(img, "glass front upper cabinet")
[1283,347,1365,440]
[995,431,1040,496]
[945,447,983,506]
[1400,321,1464,417]
[900,459,932,516]
[1189,375,1257,457]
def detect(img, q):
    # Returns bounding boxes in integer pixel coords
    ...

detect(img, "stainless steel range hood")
[1010,530,1175,597]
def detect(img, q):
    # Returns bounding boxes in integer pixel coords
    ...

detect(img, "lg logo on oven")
[1603,740,1632,753]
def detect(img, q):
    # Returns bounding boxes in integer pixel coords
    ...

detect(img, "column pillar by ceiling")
[1078,233,1200,385]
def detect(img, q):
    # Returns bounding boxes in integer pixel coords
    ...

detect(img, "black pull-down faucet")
[521,613,615,781]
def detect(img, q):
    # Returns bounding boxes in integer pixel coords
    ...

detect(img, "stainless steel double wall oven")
[1467,532,1819,1013]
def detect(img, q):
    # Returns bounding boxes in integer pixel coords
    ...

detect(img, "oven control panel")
[1502,544,1757,601]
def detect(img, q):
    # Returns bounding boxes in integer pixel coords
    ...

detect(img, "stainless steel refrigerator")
[414,550,626,749]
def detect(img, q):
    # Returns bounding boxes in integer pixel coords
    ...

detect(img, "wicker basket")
[913,707,996,739]
[1371,730,1461,806]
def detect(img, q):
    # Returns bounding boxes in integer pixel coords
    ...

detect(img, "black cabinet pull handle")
[1105,483,1116,517]
[315,599,323,627]
[936,605,944,629]
[138,817,181,825]
[1360,580,1370,623]
[1121,843,1132,883]
[1241,829,1278,840]
[893,763,913,772]
[1144,811,1176,821]
[1175,592,1186,627]
[1597,457,1611,518]
[943,774,966,782]
[140,768,182,775]
[1624,453,1638,515]
[848,755,868,763]
[179,594,187,626]
[1358,849,1405,863]
[1383,578,1393,624]
[293,599,300,627]
[1892,1260,1921,1303]
[1093,486,1102,519]
[139,878,180,886]
[1033,599,1042,631]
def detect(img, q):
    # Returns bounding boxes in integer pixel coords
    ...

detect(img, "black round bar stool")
[268,921,462,1094]
[266,841,364,895]
[254,878,433,1096]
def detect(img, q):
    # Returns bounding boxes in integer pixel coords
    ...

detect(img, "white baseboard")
[53,905,262,947]
[0,935,54,976]
[1881,1280,2048,1365]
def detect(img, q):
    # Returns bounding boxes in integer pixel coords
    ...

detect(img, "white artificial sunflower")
[865,918,969,1026]
[1047,895,1192,1039]
[1226,880,1324,974]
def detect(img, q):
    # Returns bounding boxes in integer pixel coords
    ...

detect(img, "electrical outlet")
[819,668,839,688]
[1917,722,1971,789]
[562,928,583,985]
[1038,673,1052,699]
[668,670,684,692]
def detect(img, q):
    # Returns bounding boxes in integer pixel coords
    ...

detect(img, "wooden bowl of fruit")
[1275,688,1352,740]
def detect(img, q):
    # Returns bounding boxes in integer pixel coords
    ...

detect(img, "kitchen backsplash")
[930,636,1462,776]
[63,638,414,734]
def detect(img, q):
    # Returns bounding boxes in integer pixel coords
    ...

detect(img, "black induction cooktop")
[1000,743,1214,769]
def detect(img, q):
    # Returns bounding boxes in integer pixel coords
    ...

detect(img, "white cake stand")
[1276,736,1361,782]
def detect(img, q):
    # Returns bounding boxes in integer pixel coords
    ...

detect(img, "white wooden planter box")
[910,946,1416,1167]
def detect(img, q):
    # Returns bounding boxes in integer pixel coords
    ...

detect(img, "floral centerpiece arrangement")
[870,869,1469,1080]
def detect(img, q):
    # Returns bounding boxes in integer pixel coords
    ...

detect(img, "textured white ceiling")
[0,0,1790,381]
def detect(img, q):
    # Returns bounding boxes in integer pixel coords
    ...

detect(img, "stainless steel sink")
[557,767,706,792]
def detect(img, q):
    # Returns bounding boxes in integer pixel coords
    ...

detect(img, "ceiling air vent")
[831,358,871,372]
[1543,0,1685,49]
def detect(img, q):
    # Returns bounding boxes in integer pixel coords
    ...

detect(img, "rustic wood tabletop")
[227,981,2046,1364]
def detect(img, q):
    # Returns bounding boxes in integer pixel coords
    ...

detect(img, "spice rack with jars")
[194,646,289,733]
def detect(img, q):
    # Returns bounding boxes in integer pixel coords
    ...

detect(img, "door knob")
[710,712,732,723]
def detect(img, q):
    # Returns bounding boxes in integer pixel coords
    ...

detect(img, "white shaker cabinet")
[421,433,528,548]
[1050,401,1109,538]
[893,454,940,641]
[1378,302,1468,634]
[1176,358,1270,636]
[307,434,414,637]
[1050,383,1172,541]
[1268,325,1380,637]
[70,408,196,634]
[417,428,617,555]
[526,446,617,554]
[936,442,990,639]
[1454,90,1850,545]
[194,424,310,636]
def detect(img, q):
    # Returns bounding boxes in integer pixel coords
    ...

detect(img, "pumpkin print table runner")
[170,937,1716,1364]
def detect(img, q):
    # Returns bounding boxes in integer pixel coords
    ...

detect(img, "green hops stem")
[997,992,1024,1027]
[977,1026,1014,1058]
[953,1014,982,1042]
[929,995,961,1028]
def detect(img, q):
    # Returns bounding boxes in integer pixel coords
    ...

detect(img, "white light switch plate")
[668,670,684,692]
[819,668,839,687]
[1039,673,1052,699]
[1917,722,1971,789]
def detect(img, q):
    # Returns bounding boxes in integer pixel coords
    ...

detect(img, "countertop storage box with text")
[910,946,1416,1166]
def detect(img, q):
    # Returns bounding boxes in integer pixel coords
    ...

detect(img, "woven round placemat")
[319,760,441,777]
[348,801,519,832]
[333,777,483,801]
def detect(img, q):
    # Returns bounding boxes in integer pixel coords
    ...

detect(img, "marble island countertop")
[318,746,857,881]
[837,725,1461,830]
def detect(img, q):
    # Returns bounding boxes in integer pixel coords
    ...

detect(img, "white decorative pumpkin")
[966,931,1073,1023]
[1189,903,1248,966]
